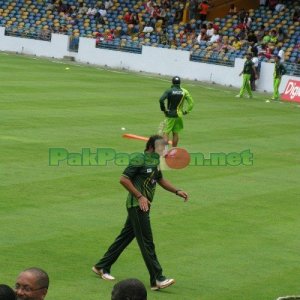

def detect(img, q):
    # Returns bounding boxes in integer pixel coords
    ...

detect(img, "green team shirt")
[159,84,194,118]
[274,62,286,78]
[243,60,254,74]
[122,153,163,208]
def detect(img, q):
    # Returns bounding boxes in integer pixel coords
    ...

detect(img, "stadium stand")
[0,0,299,75]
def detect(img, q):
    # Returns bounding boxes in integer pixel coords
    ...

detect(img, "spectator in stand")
[174,2,184,22]
[151,5,160,19]
[257,43,265,56]
[95,32,104,44]
[130,13,140,25]
[277,45,285,63]
[236,28,246,41]
[143,22,154,34]
[98,4,107,17]
[278,28,287,43]
[206,23,214,38]
[208,29,220,44]
[262,30,271,44]
[269,29,278,44]
[78,3,88,15]
[104,0,113,10]
[219,39,233,53]
[229,3,237,15]
[146,0,155,15]
[0,284,16,300]
[292,8,300,22]
[196,26,208,44]
[162,0,171,9]
[260,44,273,59]
[106,29,115,41]
[159,7,167,23]
[243,12,252,30]
[158,28,168,45]
[198,1,209,22]
[275,0,285,12]
[212,22,220,32]
[95,12,106,25]
[251,50,259,91]
[87,5,97,16]
[232,37,242,50]
[256,25,265,42]
[238,8,246,24]
[260,0,267,6]
[124,11,132,24]
[189,0,198,20]
[247,30,257,44]
[268,0,278,11]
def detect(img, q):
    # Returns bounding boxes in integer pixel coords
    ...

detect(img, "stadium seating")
[0,0,298,73]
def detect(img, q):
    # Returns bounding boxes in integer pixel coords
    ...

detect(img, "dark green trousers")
[95,206,163,286]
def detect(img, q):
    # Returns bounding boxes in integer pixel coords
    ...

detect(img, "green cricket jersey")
[122,153,163,208]
[243,59,254,74]
[159,84,194,118]
[274,62,286,78]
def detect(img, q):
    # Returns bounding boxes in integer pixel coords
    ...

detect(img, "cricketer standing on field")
[272,55,286,100]
[236,53,258,98]
[159,76,194,147]
[92,135,189,291]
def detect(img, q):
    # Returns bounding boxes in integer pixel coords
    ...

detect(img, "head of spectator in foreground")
[0,284,16,300]
[111,278,147,300]
[15,268,49,300]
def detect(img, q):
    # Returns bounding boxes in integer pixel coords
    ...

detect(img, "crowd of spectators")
[1,0,299,68]
[190,0,299,67]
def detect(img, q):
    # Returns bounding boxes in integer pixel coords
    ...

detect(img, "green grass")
[1,52,300,300]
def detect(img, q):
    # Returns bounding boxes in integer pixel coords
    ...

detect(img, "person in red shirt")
[198,0,209,21]
[124,11,132,24]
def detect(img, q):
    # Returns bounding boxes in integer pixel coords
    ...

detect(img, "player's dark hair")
[0,284,16,300]
[111,278,147,300]
[145,135,163,151]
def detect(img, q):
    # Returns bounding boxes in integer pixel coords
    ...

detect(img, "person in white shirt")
[277,46,285,63]
[99,5,107,17]
[196,27,208,44]
[104,0,113,9]
[206,23,214,37]
[275,1,285,12]
[251,53,259,91]
[143,22,154,33]
[208,29,220,44]
[87,6,97,16]
[260,0,266,6]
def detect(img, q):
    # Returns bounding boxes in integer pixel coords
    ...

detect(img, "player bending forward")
[92,135,189,291]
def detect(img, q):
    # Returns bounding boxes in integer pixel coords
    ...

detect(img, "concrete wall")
[0,27,75,59]
[0,27,298,93]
